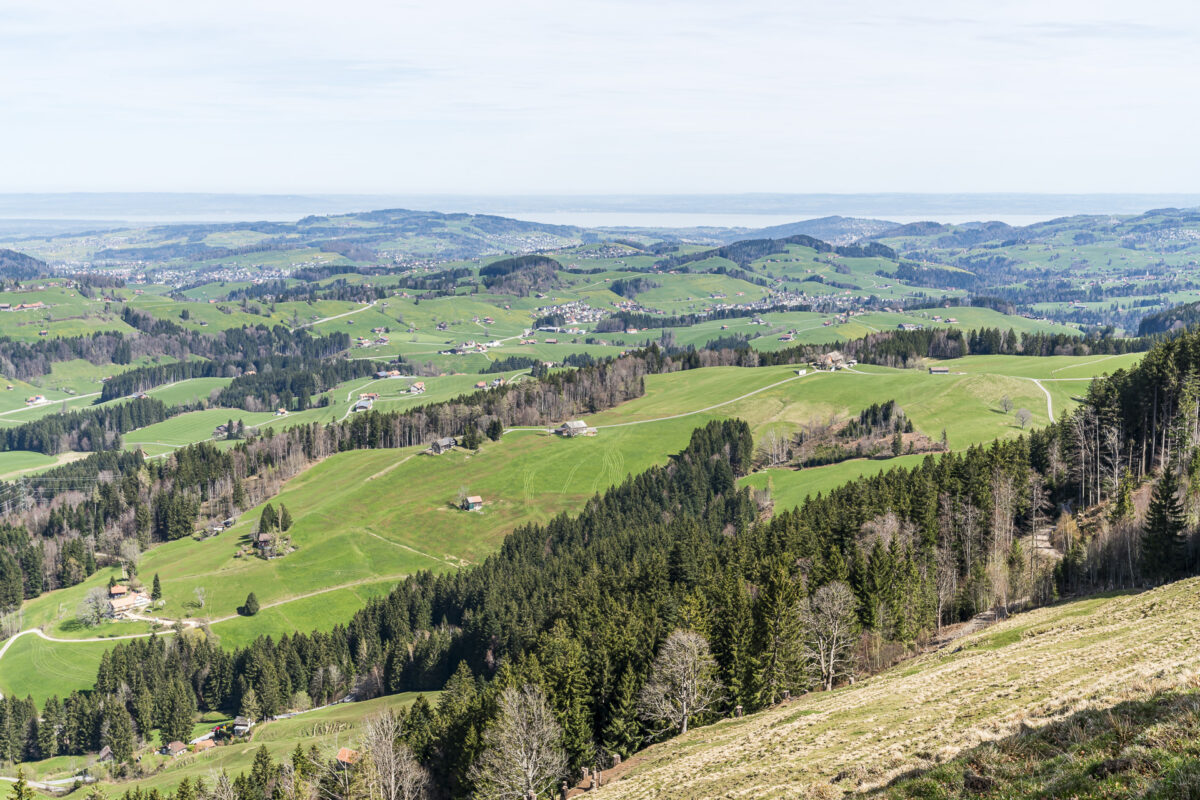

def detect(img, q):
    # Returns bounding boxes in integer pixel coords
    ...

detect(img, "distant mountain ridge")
[736,215,900,245]
[0,249,48,280]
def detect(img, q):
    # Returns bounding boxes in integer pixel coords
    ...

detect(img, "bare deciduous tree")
[274,763,313,800]
[307,741,361,800]
[1000,395,1012,414]
[359,711,430,800]
[118,539,141,577]
[469,685,566,800]
[935,545,958,633]
[799,582,859,691]
[756,429,790,468]
[207,772,239,800]
[638,629,722,736]
[193,586,207,609]
[77,587,111,628]
[1015,408,1033,429]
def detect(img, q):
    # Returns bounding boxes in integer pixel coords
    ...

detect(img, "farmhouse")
[194,739,215,753]
[428,436,456,455]
[409,381,426,394]
[110,587,152,617]
[897,322,924,331]
[929,366,950,374]
[165,741,187,758]
[336,748,360,767]
[556,420,596,437]
[813,351,847,371]
[462,495,484,512]
[353,398,373,412]
[96,746,113,763]
[233,717,254,736]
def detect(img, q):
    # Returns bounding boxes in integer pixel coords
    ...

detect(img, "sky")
[1,0,1198,195]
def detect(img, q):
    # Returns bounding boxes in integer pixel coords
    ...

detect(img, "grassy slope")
[597,579,1200,800]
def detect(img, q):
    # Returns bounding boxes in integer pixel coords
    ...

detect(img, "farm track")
[1027,377,1054,419]
[295,301,376,329]
[504,372,811,435]
[0,573,425,692]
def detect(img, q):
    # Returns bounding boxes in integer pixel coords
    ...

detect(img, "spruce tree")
[258,504,277,533]
[151,573,162,602]
[1142,469,1185,582]
[240,687,261,724]
[10,770,36,800]
[104,704,135,763]
[601,668,640,759]
[37,696,60,758]
[711,570,756,709]
[249,746,277,800]
[539,622,591,769]
[754,565,803,705]
[243,592,260,616]
[278,505,293,532]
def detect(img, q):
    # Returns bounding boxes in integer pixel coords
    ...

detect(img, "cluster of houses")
[373,368,406,379]
[353,392,378,412]
[150,716,257,761]
[441,340,493,356]
[0,301,47,312]
[533,300,607,325]
[24,394,47,405]
[202,516,238,537]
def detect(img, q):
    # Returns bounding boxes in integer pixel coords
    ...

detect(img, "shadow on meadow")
[865,686,1200,800]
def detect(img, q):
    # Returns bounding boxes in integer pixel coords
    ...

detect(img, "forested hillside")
[0,326,1193,800]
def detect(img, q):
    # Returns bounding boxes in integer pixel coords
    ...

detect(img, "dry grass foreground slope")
[597,579,1200,799]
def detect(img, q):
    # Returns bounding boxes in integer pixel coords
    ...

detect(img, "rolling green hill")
[0,353,1141,702]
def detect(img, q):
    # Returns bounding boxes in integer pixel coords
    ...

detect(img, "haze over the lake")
[2,0,1198,195]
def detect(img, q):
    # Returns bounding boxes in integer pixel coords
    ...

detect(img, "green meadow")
[0,353,1143,703]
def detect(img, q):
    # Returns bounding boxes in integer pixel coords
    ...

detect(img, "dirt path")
[0,392,101,418]
[504,372,812,435]
[1027,377,1054,419]
[295,301,376,329]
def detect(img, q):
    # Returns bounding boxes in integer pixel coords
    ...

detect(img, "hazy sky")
[2,0,1198,194]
